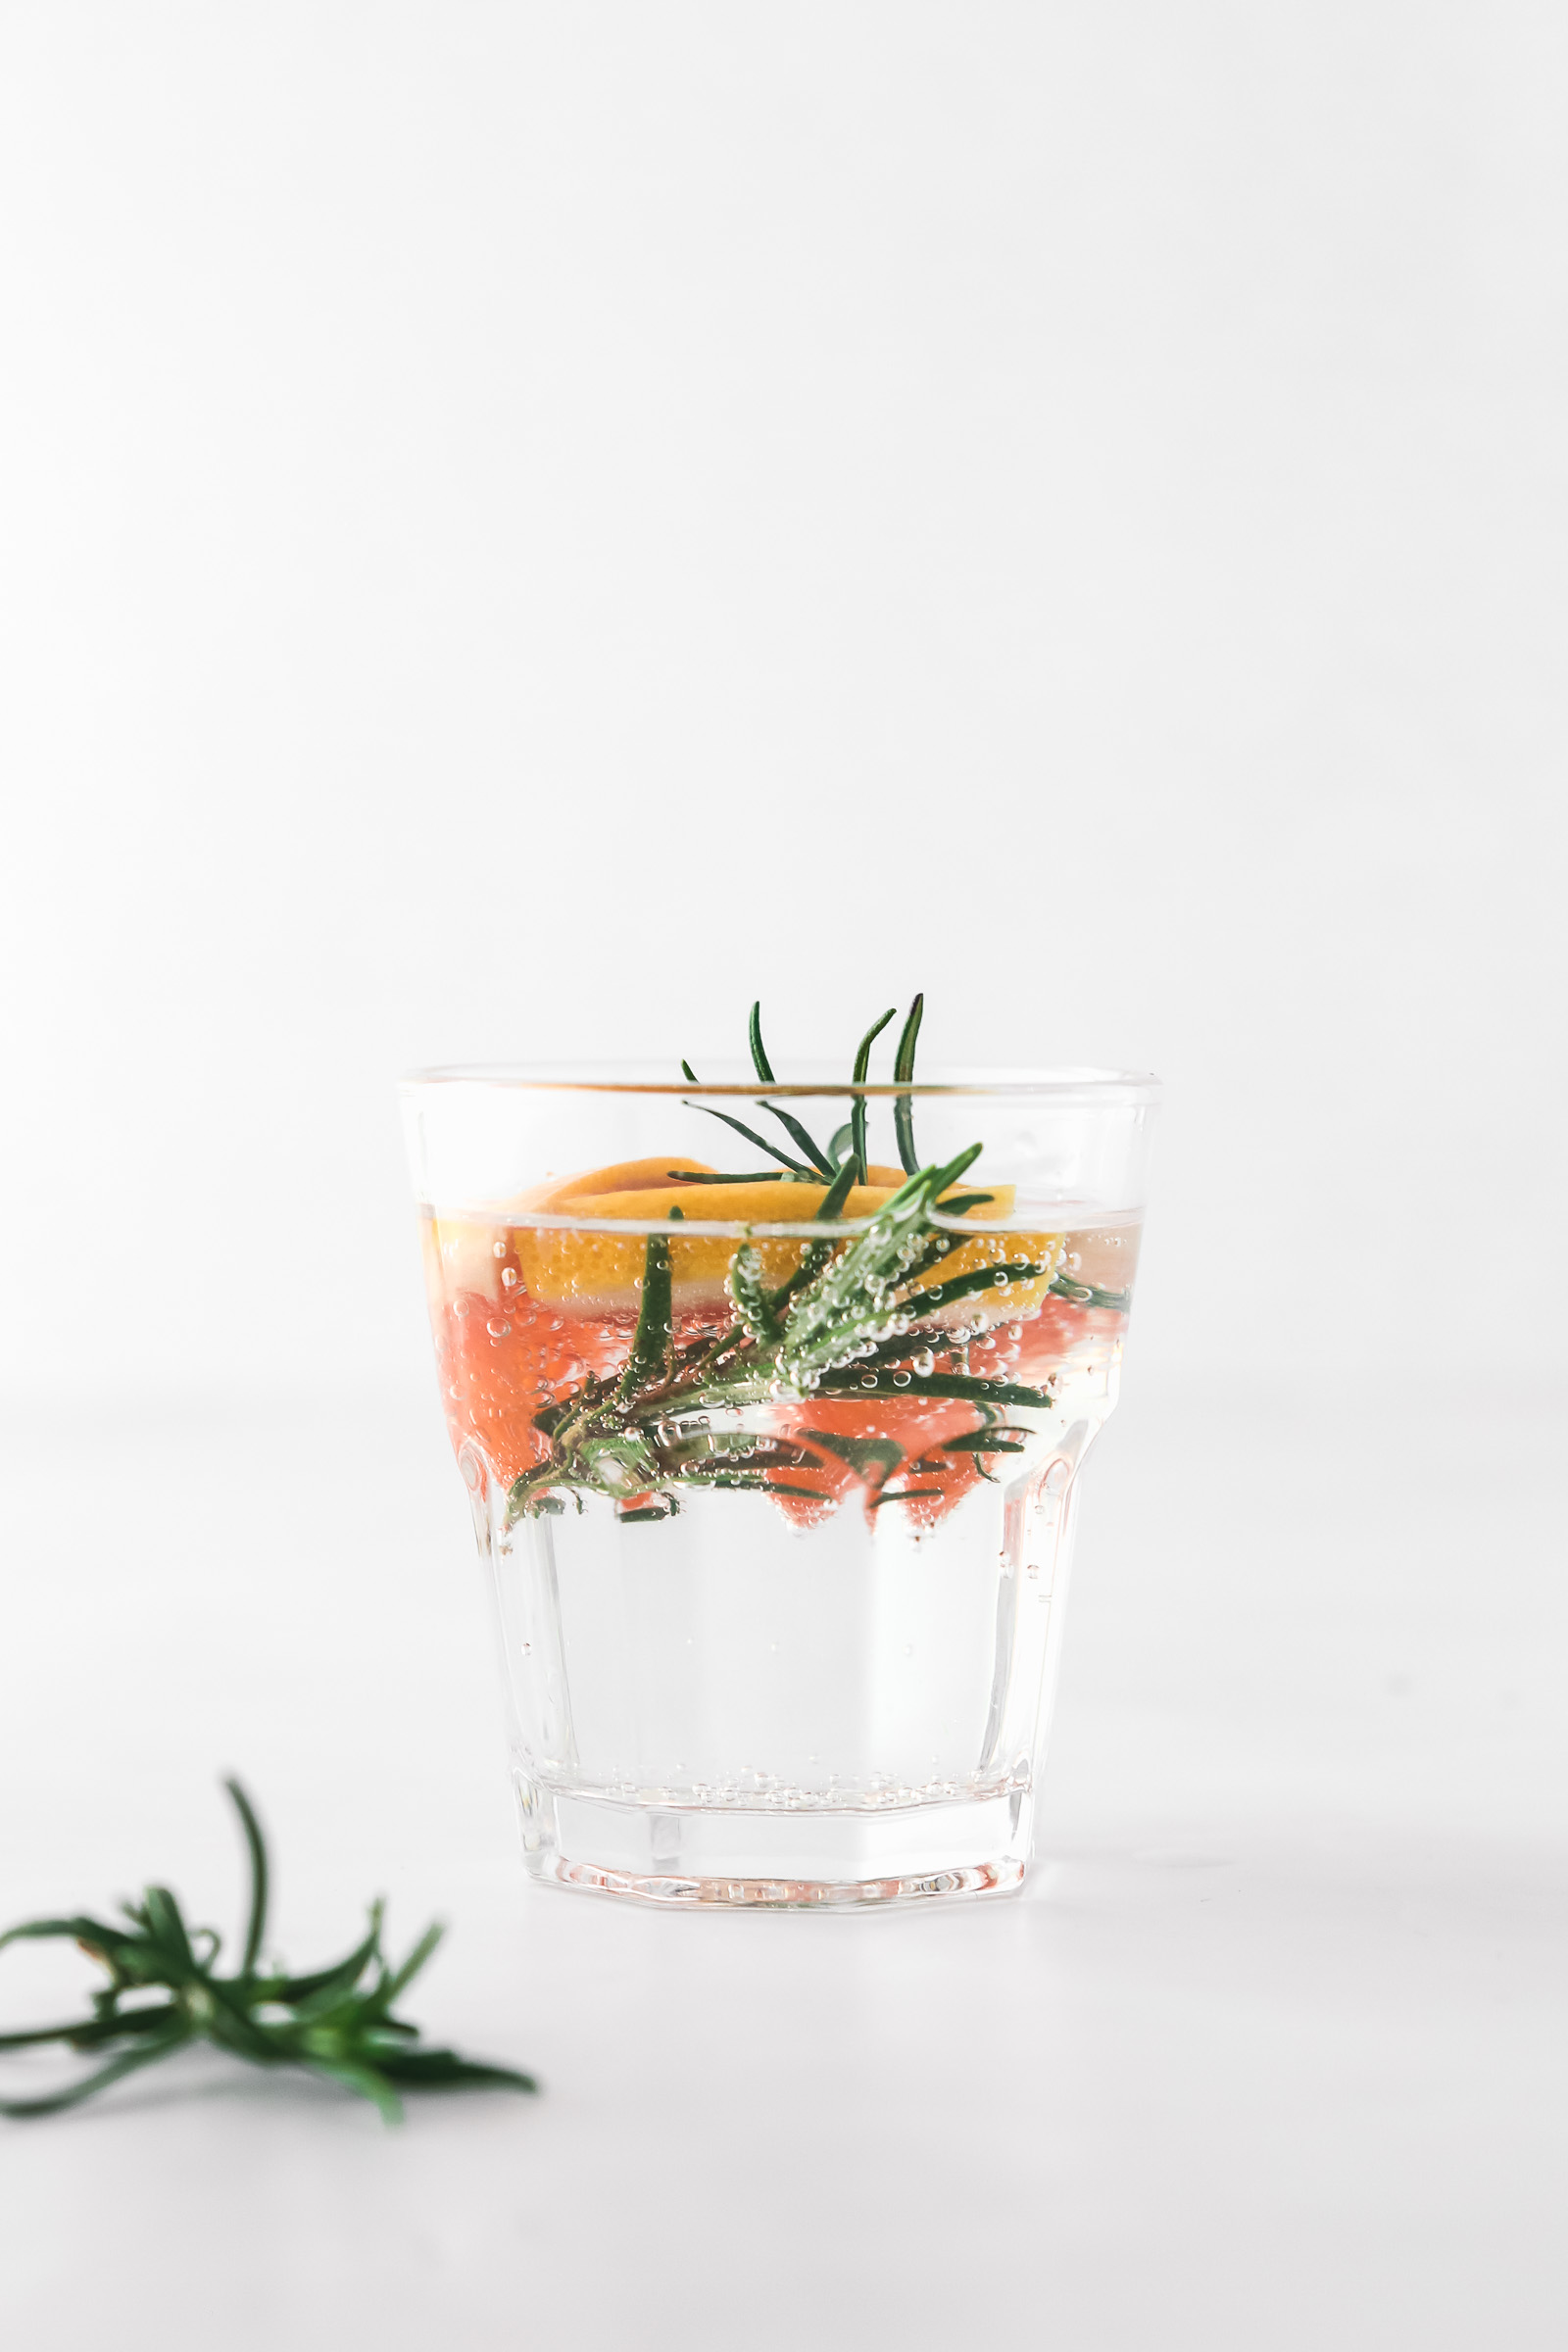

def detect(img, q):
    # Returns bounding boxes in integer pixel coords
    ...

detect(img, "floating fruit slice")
[431,1150,1059,1324]
[508,1159,997,1309]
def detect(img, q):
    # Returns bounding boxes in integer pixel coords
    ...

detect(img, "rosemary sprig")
[507,1153,1052,1522]
[500,1000,1128,1526]
[773,1144,981,1386]
[0,1782,537,2124]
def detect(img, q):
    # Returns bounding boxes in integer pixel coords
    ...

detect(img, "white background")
[1,9,1565,2349]
[2,0,1563,1400]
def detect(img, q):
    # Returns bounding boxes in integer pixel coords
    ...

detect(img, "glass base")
[514,1777,1033,1908]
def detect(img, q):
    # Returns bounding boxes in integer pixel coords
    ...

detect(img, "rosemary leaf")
[271,1911,387,2009]
[798,1430,905,1479]
[814,1369,1050,1409]
[759,1101,837,1178]
[227,1777,269,1979]
[678,1475,826,1499]
[902,1260,1044,1315]
[728,1244,785,1343]
[618,1233,673,1398]
[666,1170,783,1184]
[747,1001,774,1082]
[374,2049,536,2092]
[756,1164,858,1324]
[2,2030,191,2120]
[893,993,924,1174]
[851,1005,896,1182]
[815,1155,858,1222]
[684,1101,813,1175]
[1048,1272,1133,1312]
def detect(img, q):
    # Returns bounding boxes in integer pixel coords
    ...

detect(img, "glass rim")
[400,1062,1161,1106]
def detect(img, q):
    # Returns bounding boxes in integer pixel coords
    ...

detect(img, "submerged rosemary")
[508,1000,1129,1524]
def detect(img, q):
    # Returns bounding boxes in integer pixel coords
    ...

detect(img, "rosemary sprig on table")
[0,1782,536,2124]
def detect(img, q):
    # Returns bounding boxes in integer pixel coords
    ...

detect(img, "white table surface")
[2,1376,1564,2351]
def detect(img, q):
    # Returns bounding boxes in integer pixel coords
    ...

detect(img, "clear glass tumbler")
[401,1063,1157,1907]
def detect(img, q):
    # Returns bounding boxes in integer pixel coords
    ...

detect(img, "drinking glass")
[401,1064,1157,1906]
